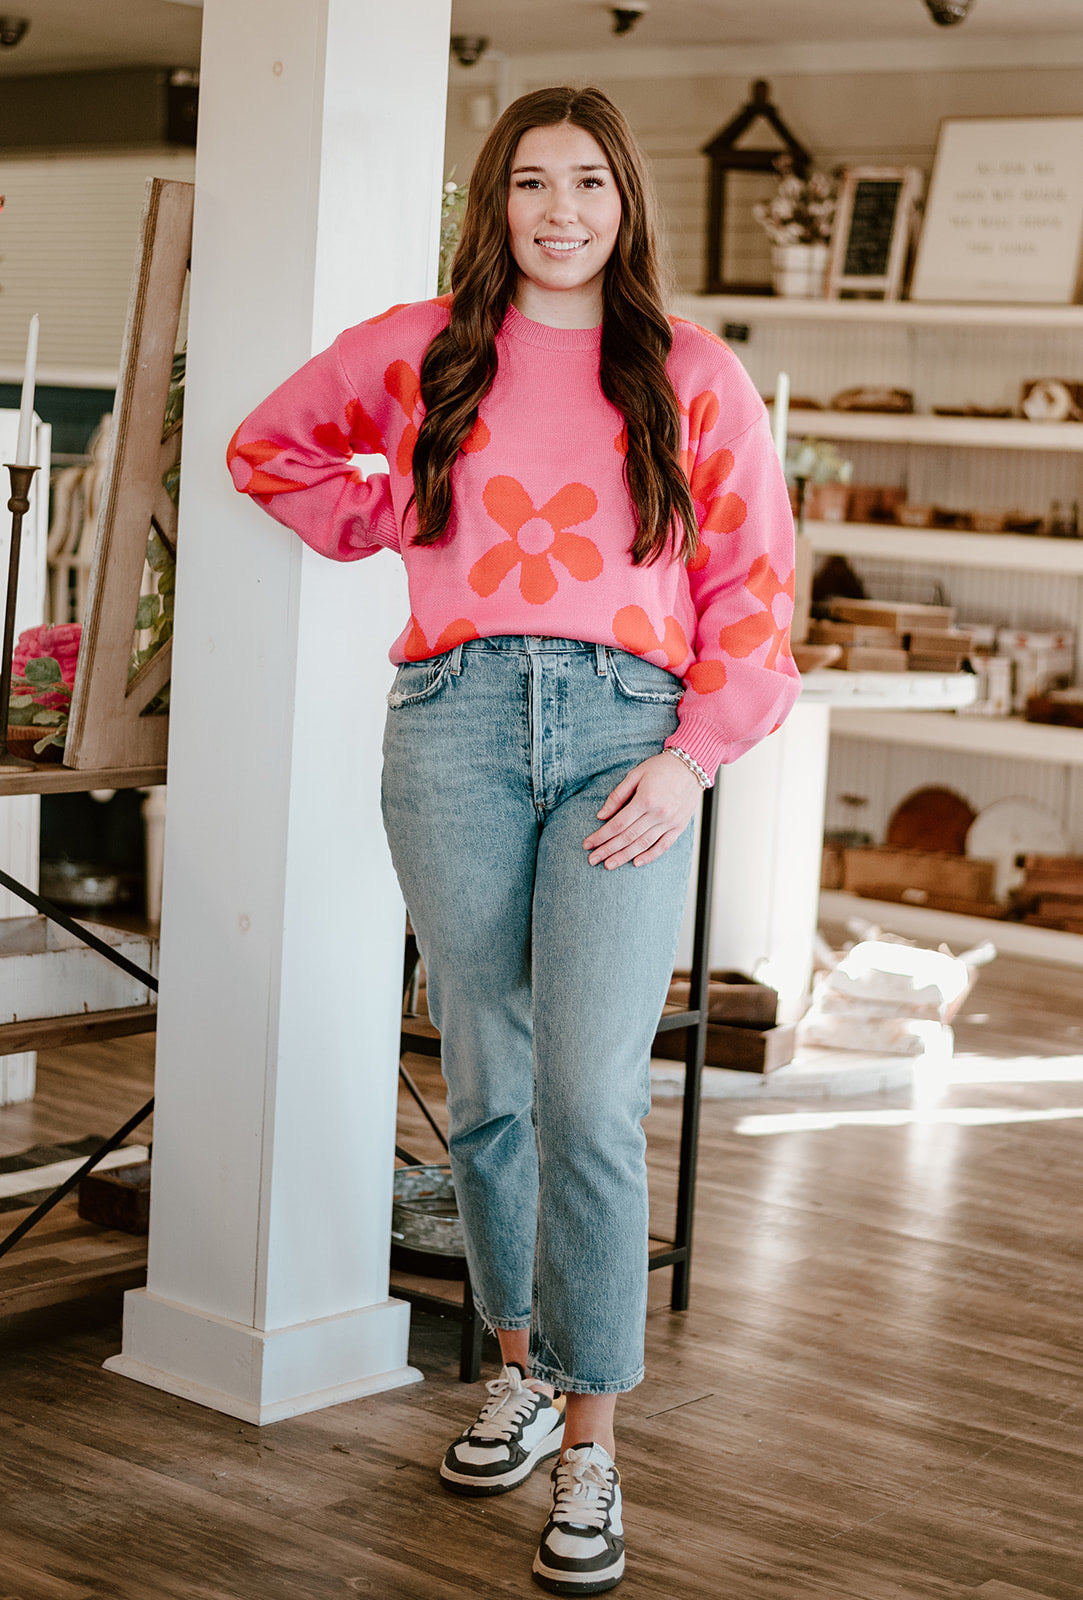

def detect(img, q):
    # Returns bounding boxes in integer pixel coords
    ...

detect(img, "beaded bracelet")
[666,745,713,789]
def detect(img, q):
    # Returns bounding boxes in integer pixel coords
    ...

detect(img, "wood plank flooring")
[0,952,1080,1598]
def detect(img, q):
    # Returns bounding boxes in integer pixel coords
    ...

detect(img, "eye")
[514,177,543,189]
[580,176,605,189]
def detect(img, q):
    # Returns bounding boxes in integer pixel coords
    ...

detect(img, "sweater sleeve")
[226,303,436,561]
[665,343,801,777]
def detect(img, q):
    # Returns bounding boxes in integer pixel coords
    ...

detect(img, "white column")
[708,700,830,1025]
[105,0,450,1424]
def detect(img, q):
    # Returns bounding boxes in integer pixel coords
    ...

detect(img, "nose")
[545,185,578,226]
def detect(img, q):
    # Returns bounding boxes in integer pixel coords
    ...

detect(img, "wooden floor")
[0,952,1081,1598]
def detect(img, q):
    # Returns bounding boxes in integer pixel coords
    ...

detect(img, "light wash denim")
[381,636,695,1394]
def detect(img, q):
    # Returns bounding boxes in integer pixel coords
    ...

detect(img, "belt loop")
[595,642,608,676]
[449,643,464,676]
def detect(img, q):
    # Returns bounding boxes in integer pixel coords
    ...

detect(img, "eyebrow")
[510,163,609,174]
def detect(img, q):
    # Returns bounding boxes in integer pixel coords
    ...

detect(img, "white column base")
[104,1288,422,1425]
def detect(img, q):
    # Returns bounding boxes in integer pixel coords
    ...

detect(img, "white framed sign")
[910,116,1083,304]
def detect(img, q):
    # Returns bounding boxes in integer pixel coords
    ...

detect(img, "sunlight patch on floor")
[734,1105,1083,1136]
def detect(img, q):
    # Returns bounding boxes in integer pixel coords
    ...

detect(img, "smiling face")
[506,122,623,328]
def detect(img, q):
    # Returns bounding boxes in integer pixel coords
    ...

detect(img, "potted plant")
[786,437,853,522]
[753,157,837,297]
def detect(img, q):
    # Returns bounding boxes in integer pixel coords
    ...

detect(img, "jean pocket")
[608,650,685,705]
[386,653,454,708]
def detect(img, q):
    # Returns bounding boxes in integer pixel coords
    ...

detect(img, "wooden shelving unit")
[678,292,1083,964]
[805,520,1083,575]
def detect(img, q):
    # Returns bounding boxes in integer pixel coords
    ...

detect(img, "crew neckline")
[501,303,603,351]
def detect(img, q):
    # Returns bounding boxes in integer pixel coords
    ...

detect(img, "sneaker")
[532,1442,625,1595]
[439,1363,566,1496]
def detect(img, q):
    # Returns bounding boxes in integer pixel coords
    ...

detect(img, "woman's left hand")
[583,752,703,869]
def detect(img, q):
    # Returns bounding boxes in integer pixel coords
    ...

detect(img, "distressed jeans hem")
[527,1362,645,1397]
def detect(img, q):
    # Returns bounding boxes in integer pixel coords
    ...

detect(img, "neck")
[512,279,604,330]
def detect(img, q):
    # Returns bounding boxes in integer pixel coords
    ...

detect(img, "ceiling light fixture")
[610,3,648,36]
[0,16,30,48]
[924,0,975,23]
[450,35,489,67]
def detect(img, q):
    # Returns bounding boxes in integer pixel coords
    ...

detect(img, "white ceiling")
[1,0,1081,76]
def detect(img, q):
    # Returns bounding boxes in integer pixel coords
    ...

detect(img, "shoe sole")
[439,1421,565,1497]
[531,1551,625,1595]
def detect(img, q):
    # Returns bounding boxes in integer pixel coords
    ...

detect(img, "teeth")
[539,239,586,251]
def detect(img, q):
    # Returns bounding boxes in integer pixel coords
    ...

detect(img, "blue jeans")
[381,636,694,1394]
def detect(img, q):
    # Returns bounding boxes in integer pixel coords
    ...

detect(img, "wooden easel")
[65,178,193,771]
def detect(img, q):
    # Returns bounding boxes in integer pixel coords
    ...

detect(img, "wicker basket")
[4,724,63,763]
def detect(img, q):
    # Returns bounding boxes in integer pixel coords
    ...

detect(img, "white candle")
[15,313,39,466]
[772,369,790,466]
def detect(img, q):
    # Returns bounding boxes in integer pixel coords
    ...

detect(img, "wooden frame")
[910,116,1083,304]
[701,80,811,296]
[826,167,923,301]
[65,177,193,770]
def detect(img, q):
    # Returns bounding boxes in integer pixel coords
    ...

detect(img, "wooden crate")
[666,970,778,1027]
[843,846,996,904]
[827,598,955,631]
[653,1021,796,1074]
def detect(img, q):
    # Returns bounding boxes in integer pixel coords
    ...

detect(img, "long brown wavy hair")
[410,86,698,565]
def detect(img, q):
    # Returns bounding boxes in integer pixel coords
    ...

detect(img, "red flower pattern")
[312,397,383,458]
[226,430,304,501]
[470,478,602,605]
[402,615,480,661]
[612,606,688,671]
[716,554,794,669]
[385,360,422,476]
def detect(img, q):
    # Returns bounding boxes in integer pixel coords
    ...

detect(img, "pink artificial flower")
[11,622,82,710]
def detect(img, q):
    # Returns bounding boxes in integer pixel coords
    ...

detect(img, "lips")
[536,237,588,252]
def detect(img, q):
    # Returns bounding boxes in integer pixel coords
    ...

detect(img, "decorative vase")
[771,242,829,298]
[804,481,851,522]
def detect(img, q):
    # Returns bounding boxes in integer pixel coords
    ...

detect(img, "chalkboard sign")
[827,166,924,301]
[843,179,903,276]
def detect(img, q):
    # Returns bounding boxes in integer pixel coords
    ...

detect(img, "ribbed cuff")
[371,502,401,551]
[664,713,742,779]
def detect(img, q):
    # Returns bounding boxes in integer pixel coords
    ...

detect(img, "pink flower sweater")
[227,297,799,776]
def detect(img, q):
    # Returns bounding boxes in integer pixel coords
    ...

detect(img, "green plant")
[786,437,853,486]
[438,175,468,296]
[9,656,71,755]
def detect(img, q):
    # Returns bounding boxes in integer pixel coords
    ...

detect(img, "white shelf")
[801,673,977,710]
[830,709,1083,765]
[675,293,1083,331]
[820,891,1083,966]
[788,408,1083,452]
[804,521,1083,574]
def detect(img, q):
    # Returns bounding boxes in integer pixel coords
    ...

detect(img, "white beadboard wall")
[0,148,196,374]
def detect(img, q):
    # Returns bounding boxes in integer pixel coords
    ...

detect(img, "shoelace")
[466,1370,543,1441]
[550,1449,614,1530]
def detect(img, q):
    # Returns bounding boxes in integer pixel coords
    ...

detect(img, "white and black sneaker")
[440,1363,566,1496]
[532,1442,625,1595]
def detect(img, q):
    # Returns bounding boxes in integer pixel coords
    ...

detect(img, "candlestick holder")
[0,463,42,769]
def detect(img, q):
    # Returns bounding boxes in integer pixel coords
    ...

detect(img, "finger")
[630,829,682,866]
[595,769,641,820]
[593,824,667,869]
[583,801,648,850]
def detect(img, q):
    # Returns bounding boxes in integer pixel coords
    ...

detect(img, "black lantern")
[701,80,811,295]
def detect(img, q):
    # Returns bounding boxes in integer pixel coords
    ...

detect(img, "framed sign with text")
[826,167,924,300]
[910,116,1083,304]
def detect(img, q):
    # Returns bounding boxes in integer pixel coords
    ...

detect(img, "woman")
[229,85,799,1595]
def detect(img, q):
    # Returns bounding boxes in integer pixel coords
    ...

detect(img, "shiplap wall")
[445,63,1083,293]
[0,148,196,374]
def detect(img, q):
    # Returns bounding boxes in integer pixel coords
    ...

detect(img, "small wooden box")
[653,1021,796,1074]
[827,599,955,632]
[843,846,996,904]
[808,620,904,648]
[667,970,778,1027]
[833,645,910,672]
[78,1161,151,1234]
